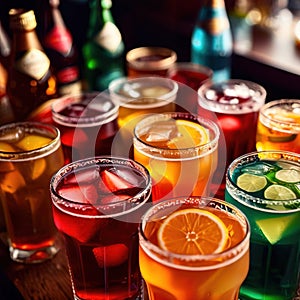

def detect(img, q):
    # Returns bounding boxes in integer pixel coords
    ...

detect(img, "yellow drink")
[256,99,300,153]
[109,77,178,158]
[139,197,250,300]
[133,112,219,202]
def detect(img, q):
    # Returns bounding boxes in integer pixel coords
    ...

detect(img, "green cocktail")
[225,151,300,300]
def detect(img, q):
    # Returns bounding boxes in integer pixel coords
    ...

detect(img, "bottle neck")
[88,0,113,36]
[11,29,43,54]
[205,0,226,9]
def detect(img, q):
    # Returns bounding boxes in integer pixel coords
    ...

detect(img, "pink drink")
[50,157,151,300]
[52,92,119,164]
[198,79,266,198]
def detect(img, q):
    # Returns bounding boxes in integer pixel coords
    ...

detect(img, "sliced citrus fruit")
[16,135,52,151]
[264,184,297,200]
[30,159,46,180]
[237,173,267,193]
[157,208,228,255]
[167,119,209,149]
[275,169,300,183]
[0,142,16,152]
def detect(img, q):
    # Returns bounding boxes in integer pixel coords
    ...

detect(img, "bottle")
[36,0,82,96]
[0,20,11,71]
[82,0,125,91]
[7,9,57,121]
[191,0,233,82]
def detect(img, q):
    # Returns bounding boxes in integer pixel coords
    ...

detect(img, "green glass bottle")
[82,0,125,91]
[191,0,233,82]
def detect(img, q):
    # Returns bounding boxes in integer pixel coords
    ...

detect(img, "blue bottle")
[191,0,233,82]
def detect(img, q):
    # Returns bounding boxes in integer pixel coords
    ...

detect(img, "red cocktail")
[52,92,119,164]
[198,79,266,198]
[50,157,152,300]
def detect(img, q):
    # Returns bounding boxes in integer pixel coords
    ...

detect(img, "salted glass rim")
[51,91,119,127]
[50,156,152,219]
[133,112,220,159]
[139,196,250,271]
[197,78,267,115]
[108,76,179,109]
[0,121,61,161]
[259,98,300,133]
[226,150,300,212]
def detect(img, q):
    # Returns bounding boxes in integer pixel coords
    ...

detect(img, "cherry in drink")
[50,157,151,300]
[198,79,266,198]
[52,92,119,164]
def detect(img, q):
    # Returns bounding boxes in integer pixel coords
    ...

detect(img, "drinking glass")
[198,79,267,198]
[139,196,250,300]
[133,112,219,202]
[256,99,300,153]
[52,91,119,164]
[109,76,178,158]
[226,150,300,300]
[0,122,64,263]
[167,62,213,113]
[126,46,177,78]
[50,156,152,300]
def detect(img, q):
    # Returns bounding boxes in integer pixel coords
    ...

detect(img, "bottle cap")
[9,9,37,31]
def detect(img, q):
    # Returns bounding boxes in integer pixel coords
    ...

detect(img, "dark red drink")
[50,157,152,300]
[198,79,266,198]
[52,92,119,164]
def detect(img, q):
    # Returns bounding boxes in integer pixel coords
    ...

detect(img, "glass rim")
[226,150,300,211]
[50,156,152,219]
[126,46,177,70]
[108,76,179,109]
[197,78,267,115]
[139,196,250,271]
[51,91,119,127]
[259,98,300,133]
[167,62,213,78]
[133,112,220,158]
[0,121,61,160]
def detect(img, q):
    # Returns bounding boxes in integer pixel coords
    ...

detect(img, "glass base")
[9,243,60,264]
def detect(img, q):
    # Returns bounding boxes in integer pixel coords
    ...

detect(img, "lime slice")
[275,169,300,183]
[264,184,297,200]
[236,173,267,193]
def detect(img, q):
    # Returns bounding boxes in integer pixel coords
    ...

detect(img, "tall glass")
[139,196,250,300]
[0,122,64,263]
[133,112,219,202]
[50,156,152,300]
[226,150,300,300]
[198,79,266,198]
[109,76,178,158]
[256,99,300,153]
[52,91,119,164]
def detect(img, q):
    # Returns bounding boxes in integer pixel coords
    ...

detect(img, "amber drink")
[0,122,64,263]
[109,76,178,158]
[139,196,250,300]
[256,99,300,153]
[133,112,219,202]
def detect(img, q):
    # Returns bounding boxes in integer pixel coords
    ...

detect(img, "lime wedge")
[275,169,300,183]
[264,184,296,200]
[236,173,267,193]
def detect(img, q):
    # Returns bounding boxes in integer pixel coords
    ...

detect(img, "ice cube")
[87,98,113,113]
[205,89,218,101]
[100,169,134,192]
[58,184,97,204]
[0,127,24,144]
[114,167,146,187]
[121,83,140,98]
[145,120,179,142]
[65,166,100,185]
[242,162,277,176]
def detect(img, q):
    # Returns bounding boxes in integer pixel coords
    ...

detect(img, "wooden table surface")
[0,233,73,300]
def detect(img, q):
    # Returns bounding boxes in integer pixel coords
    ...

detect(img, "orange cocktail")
[139,196,250,300]
[133,112,219,202]
[256,99,300,153]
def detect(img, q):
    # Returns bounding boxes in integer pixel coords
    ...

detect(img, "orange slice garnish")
[157,208,228,255]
